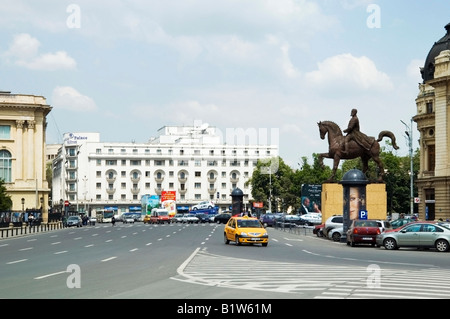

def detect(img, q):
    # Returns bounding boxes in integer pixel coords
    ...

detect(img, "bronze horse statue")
[317,121,399,182]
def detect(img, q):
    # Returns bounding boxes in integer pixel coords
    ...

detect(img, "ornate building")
[414,23,450,220]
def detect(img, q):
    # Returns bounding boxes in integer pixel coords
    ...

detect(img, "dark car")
[390,218,416,229]
[195,213,211,223]
[346,219,381,247]
[260,213,277,227]
[214,213,232,224]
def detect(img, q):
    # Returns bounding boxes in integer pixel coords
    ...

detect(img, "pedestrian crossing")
[172,248,450,299]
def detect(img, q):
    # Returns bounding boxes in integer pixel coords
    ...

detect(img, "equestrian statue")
[317,108,399,182]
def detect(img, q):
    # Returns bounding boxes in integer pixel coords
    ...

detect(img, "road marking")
[101,256,117,262]
[6,259,27,264]
[54,251,67,254]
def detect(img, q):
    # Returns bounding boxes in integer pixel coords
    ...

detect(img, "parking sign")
[359,210,368,220]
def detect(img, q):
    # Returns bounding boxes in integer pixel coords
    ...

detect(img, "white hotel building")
[51,124,279,216]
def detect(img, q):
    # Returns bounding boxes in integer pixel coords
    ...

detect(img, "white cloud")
[3,33,76,70]
[51,87,97,112]
[406,59,424,82]
[305,53,394,92]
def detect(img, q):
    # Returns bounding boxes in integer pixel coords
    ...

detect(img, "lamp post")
[401,119,414,216]
[21,197,25,213]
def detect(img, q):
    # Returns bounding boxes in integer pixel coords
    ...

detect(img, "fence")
[0,222,64,239]
[274,220,314,236]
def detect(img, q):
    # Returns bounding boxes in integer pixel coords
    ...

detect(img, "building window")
[96,183,101,189]
[169,182,174,189]
[121,194,126,200]
[210,150,214,155]
[157,149,162,155]
[96,171,101,177]
[195,160,201,166]
[222,183,226,189]
[133,149,138,154]
[428,144,435,172]
[96,194,101,200]
[426,101,433,114]
[121,182,126,189]
[96,149,101,154]
[145,160,150,165]
[0,150,12,182]
[195,183,201,189]
[169,171,174,177]
[194,150,200,155]
[108,194,113,200]
[222,172,226,177]
[180,149,184,155]
[195,171,201,177]
[121,160,126,166]
[145,171,151,177]
[0,125,11,139]
[145,182,150,188]
[121,171,126,177]
[106,160,117,165]
[131,160,141,166]
[121,149,126,153]
[96,159,101,166]
[195,194,201,200]
[108,149,114,154]
[145,149,150,154]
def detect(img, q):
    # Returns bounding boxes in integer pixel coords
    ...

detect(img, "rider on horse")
[343,108,374,154]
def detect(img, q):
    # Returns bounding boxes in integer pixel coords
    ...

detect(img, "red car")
[313,223,324,237]
[346,219,381,247]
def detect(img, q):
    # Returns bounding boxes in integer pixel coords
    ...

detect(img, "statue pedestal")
[321,183,387,222]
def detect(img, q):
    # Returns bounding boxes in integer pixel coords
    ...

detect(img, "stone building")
[414,23,450,220]
[0,91,52,222]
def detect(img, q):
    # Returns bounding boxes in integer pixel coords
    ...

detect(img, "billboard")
[300,184,322,214]
[161,191,177,217]
[141,194,160,215]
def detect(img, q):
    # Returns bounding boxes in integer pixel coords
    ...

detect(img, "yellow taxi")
[143,215,151,224]
[224,215,268,247]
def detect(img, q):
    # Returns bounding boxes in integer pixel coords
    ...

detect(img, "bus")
[97,210,114,223]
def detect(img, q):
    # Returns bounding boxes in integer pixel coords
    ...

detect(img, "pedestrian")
[111,216,116,226]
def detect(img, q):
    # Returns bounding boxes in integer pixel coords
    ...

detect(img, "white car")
[323,215,343,238]
[299,213,322,225]
[181,213,199,223]
[328,226,344,242]
[191,201,215,210]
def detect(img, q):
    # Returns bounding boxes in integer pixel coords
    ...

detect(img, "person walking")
[111,216,116,226]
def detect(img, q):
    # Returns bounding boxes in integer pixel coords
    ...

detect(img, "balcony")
[106,188,116,194]
[131,176,140,183]
[208,188,217,194]
[131,187,140,194]
[106,176,116,183]
[178,188,187,194]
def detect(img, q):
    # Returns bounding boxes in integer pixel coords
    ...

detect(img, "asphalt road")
[1,222,450,301]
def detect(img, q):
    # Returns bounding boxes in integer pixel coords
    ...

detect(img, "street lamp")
[401,119,414,216]
[21,198,25,213]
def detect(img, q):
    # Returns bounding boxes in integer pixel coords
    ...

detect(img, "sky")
[1,0,449,169]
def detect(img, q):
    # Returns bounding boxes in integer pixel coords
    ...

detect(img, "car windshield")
[237,219,262,228]
[354,220,378,227]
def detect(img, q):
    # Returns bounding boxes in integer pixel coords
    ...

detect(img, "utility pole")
[401,119,414,216]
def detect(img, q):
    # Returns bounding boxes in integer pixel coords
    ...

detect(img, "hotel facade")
[51,124,279,217]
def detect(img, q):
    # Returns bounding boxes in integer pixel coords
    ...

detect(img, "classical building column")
[16,120,24,180]
[27,120,35,181]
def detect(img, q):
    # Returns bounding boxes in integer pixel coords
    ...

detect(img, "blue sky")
[1,0,448,168]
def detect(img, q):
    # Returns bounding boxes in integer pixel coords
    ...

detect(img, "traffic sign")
[64,200,70,207]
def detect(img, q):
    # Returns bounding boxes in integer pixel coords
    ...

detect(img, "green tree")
[0,179,12,211]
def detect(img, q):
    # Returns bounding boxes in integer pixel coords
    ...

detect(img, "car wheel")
[262,243,268,247]
[383,238,397,250]
[351,241,356,247]
[216,220,221,224]
[332,232,341,242]
[224,233,230,245]
[435,239,449,252]
[235,235,241,246]
[263,222,268,227]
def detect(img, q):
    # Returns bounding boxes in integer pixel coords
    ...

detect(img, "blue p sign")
[359,210,368,220]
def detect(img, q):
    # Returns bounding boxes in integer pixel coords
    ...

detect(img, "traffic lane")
[204,226,450,271]
[0,223,218,298]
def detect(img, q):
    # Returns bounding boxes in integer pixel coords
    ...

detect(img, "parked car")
[181,213,199,223]
[346,219,381,247]
[214,212,232,224]
[192,200,215,210]
[89,217,97,226]
[323,215,343,238]
[66,216,82,227]
[275,214,303,227]
[390,218,416,229]
[328,226,343,242]
[298,213,322,226]
[224,215,268,246]
[376,222,450,252]
[260,213,277,227]
[375,220,392,233]
[313,223,324,237]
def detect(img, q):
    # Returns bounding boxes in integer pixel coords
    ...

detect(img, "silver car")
[376,222,450,252]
